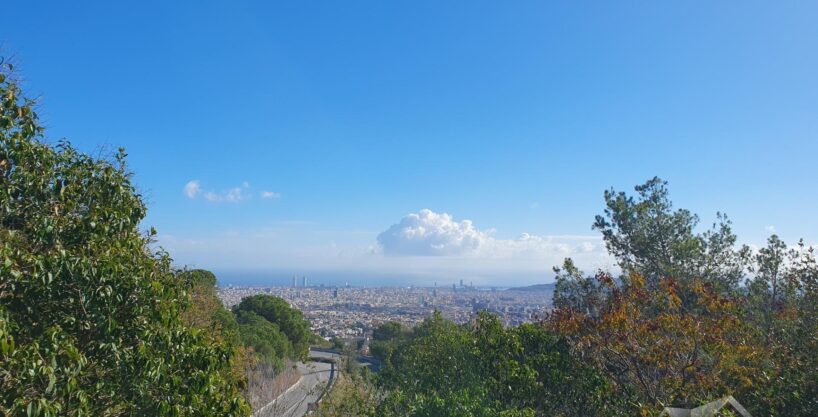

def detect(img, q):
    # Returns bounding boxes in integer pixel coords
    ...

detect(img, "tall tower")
[292,276,297,287]
[302,276,307,288]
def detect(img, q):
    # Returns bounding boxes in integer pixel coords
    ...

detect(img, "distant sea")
[211,268,551,288]
[214,269,439,287]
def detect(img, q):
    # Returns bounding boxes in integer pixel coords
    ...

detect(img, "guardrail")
[307,357,337,415]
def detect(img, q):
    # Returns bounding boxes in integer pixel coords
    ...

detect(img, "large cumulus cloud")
[377,209,489,256]
[377,209,605,258]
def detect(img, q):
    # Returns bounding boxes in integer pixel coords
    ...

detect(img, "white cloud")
[184,182,279,204]
[187,181,252,203]
[377,209,605,259]
[479,232,602,259]
[765,225,776,234]
[204,187,246,203]
[184,180,201,199]
[377,209,489,256]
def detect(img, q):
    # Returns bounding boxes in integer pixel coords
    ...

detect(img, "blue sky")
[4,1,818,285]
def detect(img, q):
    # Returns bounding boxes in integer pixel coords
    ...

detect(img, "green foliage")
[233,294,312,360]
[554,178,818,416]
[372,321,404,341]
[743,239,818,415]
[330,337,346,350]
[0,64,249,416]
[372,312,616,417]
[180,269,239,340]
[370,321,405,363]
[234,310,292,368]
[181,269,218,289]
[592,177,749,293]
[314,372,380,417]
[552,258,610,317]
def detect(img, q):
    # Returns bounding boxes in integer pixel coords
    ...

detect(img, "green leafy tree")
[372,321,404,341]
[180,269,239,338]
[0,63,249,416]
[373,312,616,417]
[592,177,749,293]
[234,310,293,368]
[370,321,405,363]
[552,258,611,317]
[553,178,818,415]
[232,294,312,360]
[744,239,818,415]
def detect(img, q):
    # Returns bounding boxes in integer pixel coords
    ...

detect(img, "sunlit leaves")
[0,63,249,416]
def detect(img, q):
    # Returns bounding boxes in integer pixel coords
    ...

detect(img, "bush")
[0,63,249,416]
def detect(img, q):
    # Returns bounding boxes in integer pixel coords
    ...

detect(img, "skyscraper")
[302,276,307,287]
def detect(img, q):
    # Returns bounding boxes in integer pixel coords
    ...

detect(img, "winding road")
[253,350,339,417]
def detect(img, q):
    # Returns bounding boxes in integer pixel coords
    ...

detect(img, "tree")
[746,235,795,336]
[552,178,817,415]
[233,294,312,360]
[550,273,760,414]
[370,321,405,363]
[592,177,748,293]
[372,321,404,341]
[180,269,239,336]
[0,63,249,416]
[743,239,818,415]
[372,311,617,417]
[552,258,611,317]
[234,310,293,368]
[178,269,251,389]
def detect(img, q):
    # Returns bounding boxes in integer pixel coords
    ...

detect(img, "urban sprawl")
[218,280,552,343]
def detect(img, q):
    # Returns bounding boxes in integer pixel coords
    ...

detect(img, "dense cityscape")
[218,280,554,341]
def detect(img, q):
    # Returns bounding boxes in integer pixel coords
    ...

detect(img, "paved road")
[253,351,339,417]
[309,348,380,371]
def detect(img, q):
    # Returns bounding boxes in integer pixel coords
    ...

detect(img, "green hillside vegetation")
[232,294,313,362]
[180,269,310,370]
[180,269,313,411]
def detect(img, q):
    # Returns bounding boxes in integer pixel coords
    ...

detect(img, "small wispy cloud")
[186,181,253,203]
[765,225,776,234]
[204,187,246,202]
[184,180,201,199]
[261,191,281,199]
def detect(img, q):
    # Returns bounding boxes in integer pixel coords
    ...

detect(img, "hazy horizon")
[208,267,565,288]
